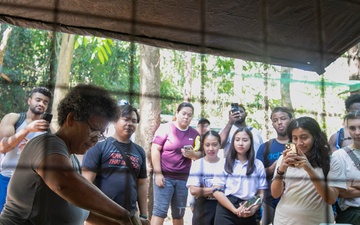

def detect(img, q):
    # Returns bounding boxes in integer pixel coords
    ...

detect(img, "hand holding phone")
[231,103,239,113]
[40,112,53,123]
[245,195,262,208]
[183,145,192,150]
[285,142,299,167]
[285,142,297,155]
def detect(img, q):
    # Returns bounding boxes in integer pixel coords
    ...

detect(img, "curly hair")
[225,127,255,176]
[287,117,331,178]
[29,87,52,99]
[57,84,118,126]
[270,106,293,120]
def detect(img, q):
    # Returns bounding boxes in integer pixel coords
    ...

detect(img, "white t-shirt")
[212,158,267,200]
[332,147,360,210]
[273,155,346,225]
[186,157,224,188]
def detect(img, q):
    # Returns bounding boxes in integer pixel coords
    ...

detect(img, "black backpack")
[14,112,27,130]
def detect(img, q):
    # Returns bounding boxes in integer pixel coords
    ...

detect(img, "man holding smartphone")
[0,86,52,212]
[219,103,264,157]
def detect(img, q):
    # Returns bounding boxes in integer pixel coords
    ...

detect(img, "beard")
[235,117,245,124]
[30,106,43,115]
[277,131,288,138]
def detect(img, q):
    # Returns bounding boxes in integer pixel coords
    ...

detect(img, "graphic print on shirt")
[108,149,140,171]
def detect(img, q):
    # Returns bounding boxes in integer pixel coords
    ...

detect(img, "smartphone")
[184,145,192,150]
[285,142,297,155]
[40,112,53,123]
[231,103,239,113]
[245,195,262,207]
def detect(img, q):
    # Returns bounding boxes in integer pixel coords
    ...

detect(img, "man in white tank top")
[0,87,52,212]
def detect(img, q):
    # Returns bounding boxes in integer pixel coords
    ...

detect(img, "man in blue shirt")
[256,107,293,225]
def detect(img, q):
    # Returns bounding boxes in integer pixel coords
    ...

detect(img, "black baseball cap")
[198,118,210,125]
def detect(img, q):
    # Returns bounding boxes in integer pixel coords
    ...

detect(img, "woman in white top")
[186,130,223,225]
[212,127,267,225]
[332,110,360,225]
[271,116,346,225]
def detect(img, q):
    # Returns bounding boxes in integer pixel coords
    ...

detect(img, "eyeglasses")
[84,119,106,141]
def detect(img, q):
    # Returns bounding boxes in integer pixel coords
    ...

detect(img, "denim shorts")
[152,177,188,219]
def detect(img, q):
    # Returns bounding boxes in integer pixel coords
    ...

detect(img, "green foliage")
[0,25,353,138]
[0,25,53,117]
[159,78,183,114]
[72,37,140,104]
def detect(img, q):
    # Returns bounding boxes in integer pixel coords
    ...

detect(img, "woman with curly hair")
[271,116,346,225]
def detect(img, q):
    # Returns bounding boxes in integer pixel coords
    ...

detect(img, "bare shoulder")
[0,113,20,138]
[0,113,20,126]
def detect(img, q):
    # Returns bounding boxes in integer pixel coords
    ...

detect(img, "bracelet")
[277,167,285,176]
[140,214,148,219]
[212,188,224,193]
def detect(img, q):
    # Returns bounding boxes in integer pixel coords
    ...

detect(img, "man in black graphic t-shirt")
[82,104,148,219]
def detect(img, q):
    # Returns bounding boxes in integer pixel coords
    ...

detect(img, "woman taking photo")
[212,127,267,225]
[151,102,203,225]
[186,130,224,225]
[271,116,346,225]
[332,110,360,225]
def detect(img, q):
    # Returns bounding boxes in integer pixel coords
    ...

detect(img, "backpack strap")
[14,112,26,130]
[335,128,344,150]
[263,139,274,168]
[110,137,138,182]
[343,146,360,170]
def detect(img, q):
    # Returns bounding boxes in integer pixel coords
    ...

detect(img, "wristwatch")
[212,188,224,193]
[277,167,285,176]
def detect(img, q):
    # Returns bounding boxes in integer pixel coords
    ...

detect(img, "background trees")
[0,24,355,137]
[1,23,358,219]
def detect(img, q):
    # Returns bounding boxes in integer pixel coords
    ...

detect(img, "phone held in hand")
[285,142,297,155]
[245,195,262,207]
[285,142,299,166]
[231,103,239,113]
[40,112,53,123]
[184,145,192,150]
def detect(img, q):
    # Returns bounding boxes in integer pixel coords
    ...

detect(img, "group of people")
[153,101,359,225]
[0,85,149,225]
[0,85,359,225]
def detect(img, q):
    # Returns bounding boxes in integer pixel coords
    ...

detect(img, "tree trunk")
[263,70,269,139]
[280,67,293,110]
[348,43,360,82]
[0,27,13,82]
[233,59,243,102]
[51,33,75,129]
[183,52,192,102]
[136,44,161,219]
